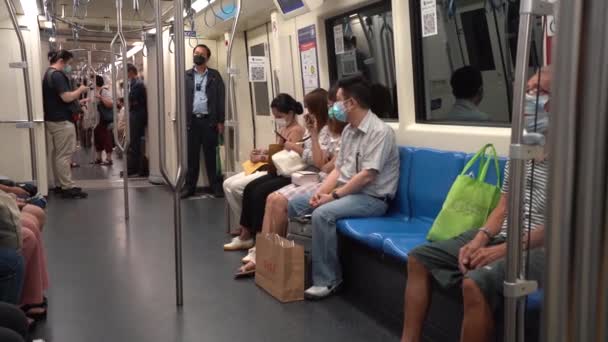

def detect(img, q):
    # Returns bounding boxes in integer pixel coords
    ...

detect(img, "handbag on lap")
[426,144,502,241]
[272,150,307,177]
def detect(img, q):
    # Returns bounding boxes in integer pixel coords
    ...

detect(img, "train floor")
[32,186,398,342]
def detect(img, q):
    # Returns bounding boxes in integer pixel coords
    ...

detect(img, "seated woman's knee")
[22,205,45,226]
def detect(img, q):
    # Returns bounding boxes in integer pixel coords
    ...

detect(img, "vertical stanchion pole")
[503,1,553,341]
[4,0,37,184]
[111,0,131,220]
[224,0,243,233]
[170,0,189,307]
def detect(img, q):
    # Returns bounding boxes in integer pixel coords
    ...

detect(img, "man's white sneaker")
[304,283,340,300]
[223,237,254,251]
[242,247,256,263]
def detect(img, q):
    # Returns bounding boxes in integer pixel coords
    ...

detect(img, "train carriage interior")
[0,0,606,341]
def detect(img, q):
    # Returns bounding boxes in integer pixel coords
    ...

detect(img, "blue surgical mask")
[524,93,550,134]
[524,93,549,116]
[64,65,72,74]
[329,101,347,123]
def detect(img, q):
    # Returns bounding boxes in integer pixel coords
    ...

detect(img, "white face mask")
[274,118,287,128]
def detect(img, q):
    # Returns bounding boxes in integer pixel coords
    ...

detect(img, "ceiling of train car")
[191,0,276,39]
[3,0,276,69]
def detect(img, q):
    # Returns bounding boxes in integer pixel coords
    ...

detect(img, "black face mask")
[193,55,206,66]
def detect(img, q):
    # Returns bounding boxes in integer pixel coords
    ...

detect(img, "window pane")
[325,0,398,121]
[412,0,545,126]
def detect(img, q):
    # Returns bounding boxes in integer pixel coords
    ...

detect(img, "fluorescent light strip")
[191,0,216,13]
[19,0,38,16]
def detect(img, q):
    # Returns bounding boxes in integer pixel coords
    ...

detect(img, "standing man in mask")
[288,75,400,299]
[43,50,89,199]
[126,63,148,176]
[182,44,226,198]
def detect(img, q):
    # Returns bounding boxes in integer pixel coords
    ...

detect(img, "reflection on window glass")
[326,0,398,121]
[413,0,544,126]
[461,9,495,72]
[250,43,270,116]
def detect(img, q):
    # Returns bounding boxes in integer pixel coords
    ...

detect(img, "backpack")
[97,88,114,123]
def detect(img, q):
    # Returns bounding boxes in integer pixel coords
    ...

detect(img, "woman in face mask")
[222,94,305,247]
[236,87,349,276]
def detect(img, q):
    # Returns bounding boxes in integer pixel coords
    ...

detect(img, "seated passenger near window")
[443,66,489,122]
[288,75,400,299]
[223,94,305,250]
[236,87,348,276]
[401,69,552,342]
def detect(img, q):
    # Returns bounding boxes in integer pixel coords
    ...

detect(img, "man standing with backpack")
[43,50,88,199]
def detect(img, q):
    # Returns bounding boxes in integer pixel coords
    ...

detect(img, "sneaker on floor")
[304,283,341,300]
[61,188,88,199]
[242,247,256,264]
[223,237,254,251]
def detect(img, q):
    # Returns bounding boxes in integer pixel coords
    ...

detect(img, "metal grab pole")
[503,1,553,341]
[154,0,188,306]
[223,0,243,234]
[110,0,131,220]
[4,0,37,183]
[225,0,243,174]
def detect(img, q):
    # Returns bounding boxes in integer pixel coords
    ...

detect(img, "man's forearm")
[61,89,82,103]
[524,226,545,250]
[483,195,508,236]
[335,170,375,197]
[317,169,339,194]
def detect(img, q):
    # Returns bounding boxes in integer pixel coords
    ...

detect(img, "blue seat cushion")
[409,148,465,220]
[337,214,411,250]
[386,147,414,217]
[527,290,543,311]
[381,220,434,261]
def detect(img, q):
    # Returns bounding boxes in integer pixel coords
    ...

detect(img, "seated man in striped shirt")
[401,68,552,342]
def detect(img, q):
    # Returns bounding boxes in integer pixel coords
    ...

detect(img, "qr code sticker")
[250,66,265,82]
[422,10,437,37]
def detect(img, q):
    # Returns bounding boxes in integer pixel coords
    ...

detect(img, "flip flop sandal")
[21,303,48,321]
[234,263,256,279]
[102,160,113,166]
[90,159,102,165]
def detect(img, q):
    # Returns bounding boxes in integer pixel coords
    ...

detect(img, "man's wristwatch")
[478,227,493,240]
[331,191,340,200]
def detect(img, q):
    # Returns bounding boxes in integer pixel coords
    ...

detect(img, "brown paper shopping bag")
[255,233,305,303]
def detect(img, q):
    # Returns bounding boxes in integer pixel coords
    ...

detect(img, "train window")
[325,0,398,121]
[410,0,545,126]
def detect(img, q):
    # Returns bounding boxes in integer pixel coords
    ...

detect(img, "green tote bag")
[426,144,502,242]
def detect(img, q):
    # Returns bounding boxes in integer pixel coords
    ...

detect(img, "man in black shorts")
[401,68,552,342]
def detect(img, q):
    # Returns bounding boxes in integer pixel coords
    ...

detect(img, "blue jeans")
[288,193,388,287]
[0,248,24,305]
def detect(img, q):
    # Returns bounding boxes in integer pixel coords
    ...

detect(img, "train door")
[0,5,47,192]
[245,23,275,149]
